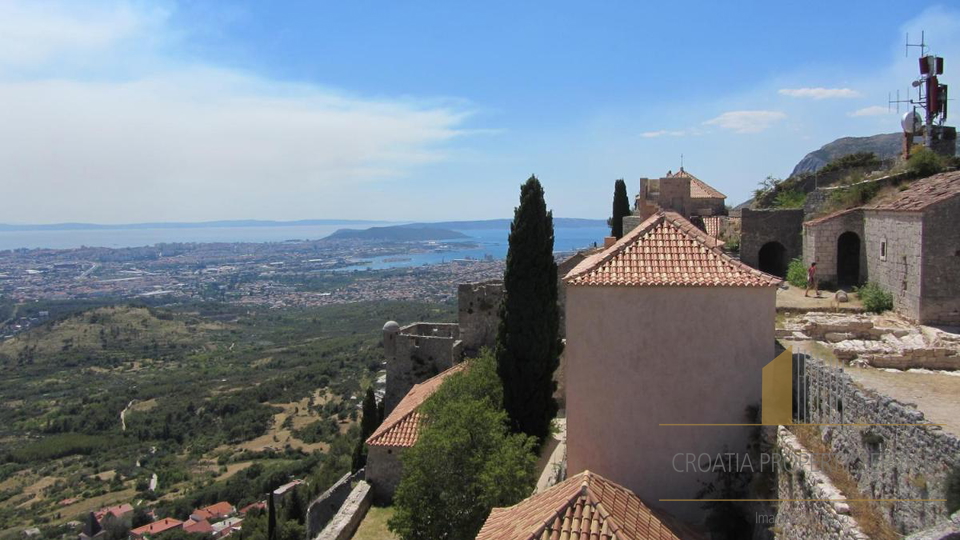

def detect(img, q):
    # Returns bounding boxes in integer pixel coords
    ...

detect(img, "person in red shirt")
[804,262,821,298]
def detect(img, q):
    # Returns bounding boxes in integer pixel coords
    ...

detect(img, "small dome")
[383,320,401,333]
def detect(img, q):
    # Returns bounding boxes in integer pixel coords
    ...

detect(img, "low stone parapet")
[314,480,372,540]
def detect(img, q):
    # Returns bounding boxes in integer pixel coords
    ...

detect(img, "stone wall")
[384,323,462,414]
[920,195,960,325]
[658,177,692,217]
[690,196,726,216]
[863,210,922,320]
[305,469,365,539]
[314,481,372,540]
[803,209,866,286]
[775,426,870,540]
[741,208,804,275]
[457,280,503,356]
[365,445,403,503]
[794,355,960,534]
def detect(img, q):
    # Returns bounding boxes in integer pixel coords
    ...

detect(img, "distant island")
[326,226,469,241]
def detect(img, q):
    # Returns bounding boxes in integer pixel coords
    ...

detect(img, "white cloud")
[640,129,694,138]
[778,87,862,99]
[848,105,895,117]
[702,111,786,134]
[0,1,473,223]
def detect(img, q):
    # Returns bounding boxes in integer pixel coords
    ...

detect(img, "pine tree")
[285,487,305,524]
[495,175,562,444]
[611,179,631,239]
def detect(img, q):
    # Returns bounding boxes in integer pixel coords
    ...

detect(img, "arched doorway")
[837,232,861,287]
[758,241,788,278]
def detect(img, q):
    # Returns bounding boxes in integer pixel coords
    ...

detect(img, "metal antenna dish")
[901,110,922,134]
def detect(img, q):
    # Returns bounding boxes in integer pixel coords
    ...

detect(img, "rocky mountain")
[790,133,904,177]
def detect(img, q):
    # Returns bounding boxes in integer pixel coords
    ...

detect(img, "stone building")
[365,363,467,502]
[475,471,700,540]
[562,211,780,523]
[456,280,503,356]
[740,208,805,278]
[803,171,960,324]
[382,279,504,414]
[633,168,727,221]
[382,322,463,415]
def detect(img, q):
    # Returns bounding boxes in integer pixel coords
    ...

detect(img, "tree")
[495,175,562,443]
[389,355,537,540]
[267,493,277,540]
[610,179,631,239]
[284,486,305,524]
[352,386,381,471]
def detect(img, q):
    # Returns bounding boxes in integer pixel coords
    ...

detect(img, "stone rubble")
[781,312,960,369]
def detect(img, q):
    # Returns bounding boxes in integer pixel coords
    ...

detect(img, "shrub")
[773,189,806,209]
[389,354,538,540]
[786,258,807,288]
[907,146,945,178]
[857,283,893,313]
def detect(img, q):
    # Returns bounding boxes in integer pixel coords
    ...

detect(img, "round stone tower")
[382,320,400,361]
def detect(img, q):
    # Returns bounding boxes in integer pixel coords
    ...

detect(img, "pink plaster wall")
[565,285,775,523]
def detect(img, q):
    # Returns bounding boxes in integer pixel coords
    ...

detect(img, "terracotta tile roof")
[475,471,692,540]
[193,501,235,521]
[866,170,960,211]
[95,503,133,522]
[238,501,266,515]
[182,519,214,534]
[700,216,724,239]
[130,518,183,537]
[803,207,862,226]
[667,168,726,199]
[366,362,469,448]
[564,212,781,288]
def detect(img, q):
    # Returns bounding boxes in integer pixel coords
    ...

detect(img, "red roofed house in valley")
[563,211,779,522]
[476,471,702,540]
[365,362,468,502]
[803,170,960,324]
[94,504,134,529]
[190,502,235,523]
[129,518,183,539]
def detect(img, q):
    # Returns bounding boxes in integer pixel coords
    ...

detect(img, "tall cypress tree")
[611,179,631,239]
[267,494,277,540]
[495,175,562,443]
[352,387,381,471]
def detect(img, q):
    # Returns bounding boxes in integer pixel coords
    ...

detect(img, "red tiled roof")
[701,216,724,239]
[130,518,183,537]
[366,362,469,448]
[475,471,691,540]
[667,168,726,199]
[564,212,781,287]
[194,501,234,521]
[183,519,214,534]
[239,501,266,515]
[95,503,133,522]
[866,170,960,211]
[803,207,862,226]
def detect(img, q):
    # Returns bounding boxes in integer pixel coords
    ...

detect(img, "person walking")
[804,262,821,298]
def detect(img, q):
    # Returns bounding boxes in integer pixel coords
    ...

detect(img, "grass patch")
[353,505,398,540]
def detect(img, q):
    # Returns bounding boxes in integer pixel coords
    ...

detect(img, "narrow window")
[880,240,887,261]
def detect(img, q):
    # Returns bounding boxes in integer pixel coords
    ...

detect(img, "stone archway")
[758,241,788,278]
[837,232,861,287]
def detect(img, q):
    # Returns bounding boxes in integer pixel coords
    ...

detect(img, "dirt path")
[120,400,136,431]
[845,366,960,437]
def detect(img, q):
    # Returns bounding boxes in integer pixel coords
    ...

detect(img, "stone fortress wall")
[778,354,960,538]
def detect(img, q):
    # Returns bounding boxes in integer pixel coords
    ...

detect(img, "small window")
[880,239,887,261]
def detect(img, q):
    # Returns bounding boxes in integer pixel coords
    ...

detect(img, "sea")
[0,223,610,271]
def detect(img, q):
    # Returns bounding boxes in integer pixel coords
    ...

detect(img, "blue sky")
[1,1,958,223]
